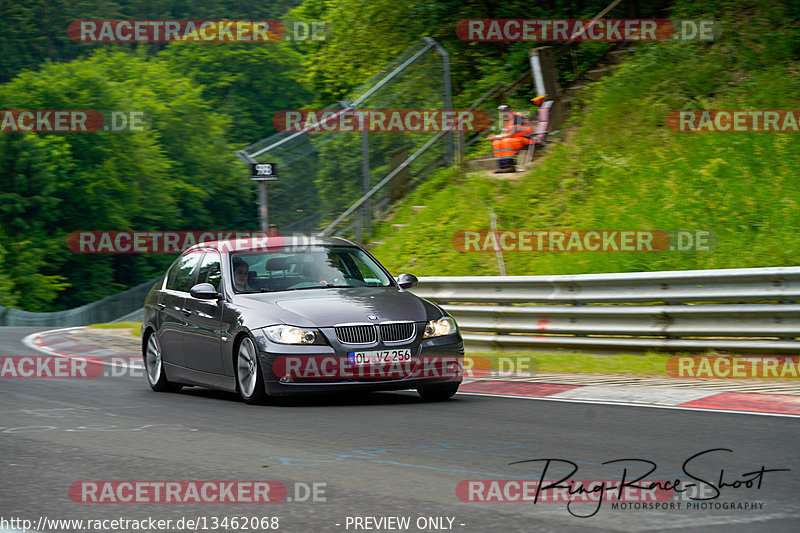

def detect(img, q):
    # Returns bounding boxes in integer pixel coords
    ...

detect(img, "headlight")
[424,316,457,338]
[265,325,319,345]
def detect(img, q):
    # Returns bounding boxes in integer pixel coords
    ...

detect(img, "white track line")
[456,391,800,419]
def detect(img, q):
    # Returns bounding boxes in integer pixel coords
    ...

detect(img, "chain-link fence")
[239,38,456,241]
[0,278,158,327]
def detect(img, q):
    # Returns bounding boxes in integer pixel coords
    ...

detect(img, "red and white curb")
[22,327,143,371]
[19,328,800,417]
[459,380,800,418]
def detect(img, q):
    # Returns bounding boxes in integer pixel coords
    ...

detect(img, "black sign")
[250,162,277,181]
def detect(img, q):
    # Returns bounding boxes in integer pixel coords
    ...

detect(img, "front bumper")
[252,328,464,397]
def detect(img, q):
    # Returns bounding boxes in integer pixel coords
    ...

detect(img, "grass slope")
[369,0,800,277]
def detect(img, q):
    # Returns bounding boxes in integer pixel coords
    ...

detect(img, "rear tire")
[236,335,268,405]
[417,383,459,402]
[143,332,182,393]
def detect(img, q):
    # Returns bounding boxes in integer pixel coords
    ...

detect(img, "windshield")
[230,246,393,293]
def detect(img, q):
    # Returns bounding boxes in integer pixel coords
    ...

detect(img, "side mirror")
[396,273,418,289]
[190,282,222,300]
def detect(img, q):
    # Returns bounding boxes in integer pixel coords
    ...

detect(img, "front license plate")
[348,349,412,366]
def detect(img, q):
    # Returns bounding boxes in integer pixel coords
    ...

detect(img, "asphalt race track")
[1,327,799,533]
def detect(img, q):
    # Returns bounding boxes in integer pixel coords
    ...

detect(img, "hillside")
[368,0,800,276]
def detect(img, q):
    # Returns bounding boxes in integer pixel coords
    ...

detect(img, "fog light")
[446,361,462,377]
[279,374,294,383]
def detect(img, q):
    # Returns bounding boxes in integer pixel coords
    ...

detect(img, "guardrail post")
[572,302,587,337]
[780,300,796,341]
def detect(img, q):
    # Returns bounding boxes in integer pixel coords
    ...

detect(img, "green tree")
[0,133,72,310]
[0,0,124,83]
[0,239,20,307]
[160,42,312,146]
[0,48,256,309]
[287,0,646,105]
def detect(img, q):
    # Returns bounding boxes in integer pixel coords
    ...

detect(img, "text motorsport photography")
[457,448,790,518]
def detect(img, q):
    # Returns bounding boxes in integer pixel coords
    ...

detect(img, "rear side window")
[166,252,202,292]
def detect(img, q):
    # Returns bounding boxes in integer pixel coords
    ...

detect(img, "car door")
[182,250,226,374]
[159,251,202,367]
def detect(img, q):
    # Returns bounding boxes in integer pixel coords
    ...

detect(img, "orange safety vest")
[503,111,534,138]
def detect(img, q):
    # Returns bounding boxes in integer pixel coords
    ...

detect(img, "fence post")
[424,37,454,166]
[360,114,371,237]
[388,145,411,203]
[529,46,564,129]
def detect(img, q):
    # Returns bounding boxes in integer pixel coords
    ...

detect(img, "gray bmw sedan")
[141,236,464,404]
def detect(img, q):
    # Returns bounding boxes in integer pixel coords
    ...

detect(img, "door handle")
[157,303,166,310]
[181,308,192,316]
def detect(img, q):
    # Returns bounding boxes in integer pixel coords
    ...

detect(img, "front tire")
[144,332,182,392]
[236,335,268,405]
[417,383,459,402]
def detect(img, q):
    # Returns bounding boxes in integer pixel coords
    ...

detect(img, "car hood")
[238,286,432,328]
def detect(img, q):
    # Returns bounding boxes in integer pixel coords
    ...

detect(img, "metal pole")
[530,51,546,97]
[456,129,464,173]
[360,116,371,238]
[424,37,454,166]
[350,41,436,108]
[234,150,269,232]
[242,41,435,160]
[554,0,625,57]
[442,49,454,167]
[258,182,269,232]
[320,128,449,236]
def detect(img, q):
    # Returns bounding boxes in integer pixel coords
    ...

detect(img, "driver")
[232,256,254,291]
[319,251,345,285]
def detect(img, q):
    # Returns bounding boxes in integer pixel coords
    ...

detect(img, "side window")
[354,257,376,283]
[197,251,222,291]
[338,253,362,281]
[165,257,183,289]
[166,252,202,293]
[341,247,391,286]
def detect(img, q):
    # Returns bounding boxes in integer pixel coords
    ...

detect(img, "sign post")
[250,163,277,231]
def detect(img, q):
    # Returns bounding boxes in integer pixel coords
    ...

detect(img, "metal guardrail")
[7,267,799,352]
[0,278,159,327]
[412,267,800,353]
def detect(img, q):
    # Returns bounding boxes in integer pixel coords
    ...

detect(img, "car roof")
[186,235,356,254]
